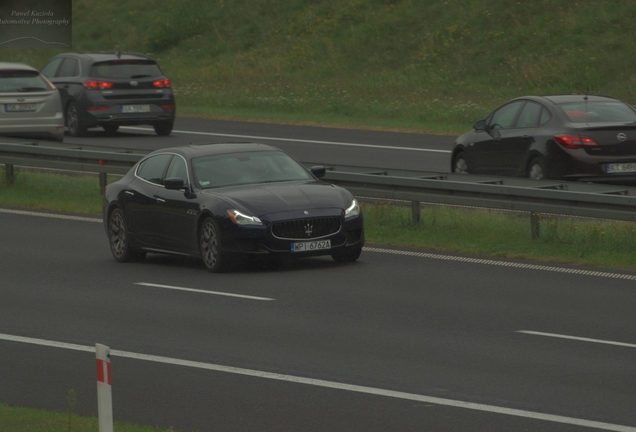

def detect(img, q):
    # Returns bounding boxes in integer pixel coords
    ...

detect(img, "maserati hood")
[202,180,353,217]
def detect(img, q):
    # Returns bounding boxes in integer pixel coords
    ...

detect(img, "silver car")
[0,62,64,141]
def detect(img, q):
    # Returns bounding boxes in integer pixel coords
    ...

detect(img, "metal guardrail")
[2,138,636,238]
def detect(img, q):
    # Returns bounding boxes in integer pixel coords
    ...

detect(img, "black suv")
[41,52,176,136]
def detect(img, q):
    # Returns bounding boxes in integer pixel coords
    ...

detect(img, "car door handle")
[125,191,134,196]
[156,197,165,203]
[521,135,532,142]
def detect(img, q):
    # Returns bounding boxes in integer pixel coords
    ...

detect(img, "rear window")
[0,70,50,93]
[90,60,163,80]
[559,101,636,123]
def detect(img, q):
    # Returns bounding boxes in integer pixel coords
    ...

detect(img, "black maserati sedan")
[451,94,636,183]
[102,143,364,272]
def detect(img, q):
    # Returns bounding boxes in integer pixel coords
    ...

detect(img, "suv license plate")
[606,163,636,173]
[122,104,150,113]
[291,239,331,252]
[6,103,36,112]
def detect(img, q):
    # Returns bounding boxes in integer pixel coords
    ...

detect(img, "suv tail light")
[554,134,599,149]
[83,80,114,90]
[152,78,170,88]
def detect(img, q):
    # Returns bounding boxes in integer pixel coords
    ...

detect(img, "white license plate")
[606,163,636,173]
[121,104,150,113]
[5,103,36,112]
[291,239,331,252]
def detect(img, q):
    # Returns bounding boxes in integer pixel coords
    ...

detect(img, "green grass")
[2,0,636,134]
[364,202,636,270]
[0,402,178,432]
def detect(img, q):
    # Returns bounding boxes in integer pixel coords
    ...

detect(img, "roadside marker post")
[96,343,114,432]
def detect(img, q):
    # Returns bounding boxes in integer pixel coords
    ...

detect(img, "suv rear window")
[0,70,50,93]
[90,60,163,80]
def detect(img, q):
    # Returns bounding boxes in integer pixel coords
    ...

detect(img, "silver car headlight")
[227,209,263,226]
[345,199,360,219]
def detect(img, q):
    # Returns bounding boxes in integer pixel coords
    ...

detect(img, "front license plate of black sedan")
[291,239,331,252]
[606,163,636,173]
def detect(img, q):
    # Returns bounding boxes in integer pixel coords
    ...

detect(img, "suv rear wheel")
[154,121,173,136]
[66,102,86,136]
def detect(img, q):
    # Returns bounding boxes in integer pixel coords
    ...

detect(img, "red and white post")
[96,343,114,432]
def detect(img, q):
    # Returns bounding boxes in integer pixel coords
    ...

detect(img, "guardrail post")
[99,172,107,195]
[5,164,14,185]
[531,211,540,240]
[96,343,114,432]
[411,201,421,223]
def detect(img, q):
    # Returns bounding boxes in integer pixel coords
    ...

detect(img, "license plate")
[291,239,331,252]
[121,104,150,113]
[5,103,36,112]
[605,163,636,173]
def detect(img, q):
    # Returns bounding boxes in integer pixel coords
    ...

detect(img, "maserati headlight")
[345,199,360,219]
[227,209,262,225]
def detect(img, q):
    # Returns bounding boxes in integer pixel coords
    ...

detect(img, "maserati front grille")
[271,217,341,240]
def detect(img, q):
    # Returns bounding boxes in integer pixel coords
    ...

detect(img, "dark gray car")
[41,51,176,136]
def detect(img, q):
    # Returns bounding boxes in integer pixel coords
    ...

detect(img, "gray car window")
[490,101,524,129]
[41,58,63,78]
[58,58,79,78]
[516,102,543,128]
[137,154,172,185]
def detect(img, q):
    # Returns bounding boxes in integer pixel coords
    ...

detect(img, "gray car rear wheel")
[527,157,546,180]
[66,102,87,137]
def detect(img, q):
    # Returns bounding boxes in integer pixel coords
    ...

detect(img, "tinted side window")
[41,58,63,78]
[58,58,79,78]
[516,102,543,128]
[137,154,172,185]
[490,101,524,129]
[165,156,188,185]
[539,108,551,126]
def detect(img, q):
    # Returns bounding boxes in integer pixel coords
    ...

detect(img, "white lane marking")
[135,282,274,301]
[518,331,636,349]
[0,207,101,222]
[121,126,452,154]
[0,333,633,432]
[364,247,636,281]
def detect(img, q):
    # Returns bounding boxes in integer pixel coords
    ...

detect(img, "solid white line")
[364,247,636,281]
[0,333,633,431]
[518,331,636,349]
[121,126,452,153]
[135,282,274,301]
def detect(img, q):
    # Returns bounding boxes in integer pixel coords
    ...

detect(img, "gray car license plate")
[606,163,636,173]
[5,103,36,112]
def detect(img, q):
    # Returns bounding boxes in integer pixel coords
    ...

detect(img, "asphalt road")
[62,117,456,173]
[1,207,636,431]
[2,119,636,431]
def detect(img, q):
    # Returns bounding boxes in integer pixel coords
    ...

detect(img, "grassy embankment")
[3,0,636,134]
[2,1,636,429]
